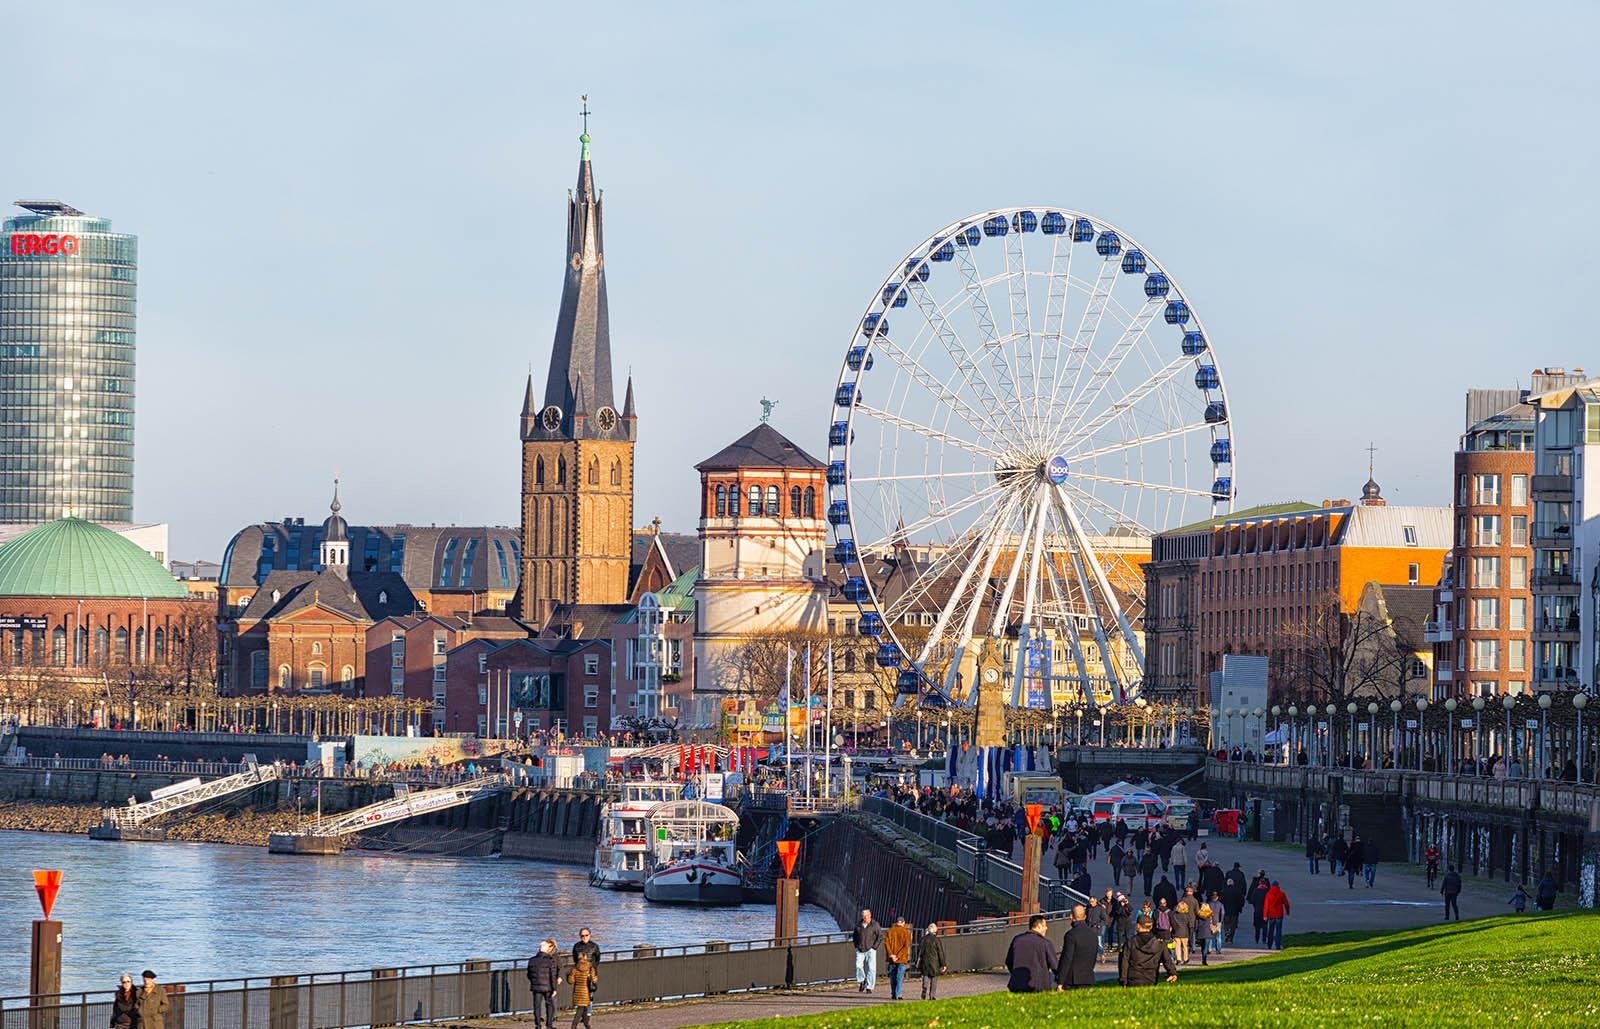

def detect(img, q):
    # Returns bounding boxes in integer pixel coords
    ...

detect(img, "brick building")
[442,635,613,738]
[364,612,531,727]
[0,517,204,681]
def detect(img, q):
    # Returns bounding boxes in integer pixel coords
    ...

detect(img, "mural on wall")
[349,734,512,768]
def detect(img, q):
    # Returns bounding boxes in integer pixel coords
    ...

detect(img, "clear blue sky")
[8,2,1598,559]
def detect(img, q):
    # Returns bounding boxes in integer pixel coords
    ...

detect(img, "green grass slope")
[701,913,1600,1027]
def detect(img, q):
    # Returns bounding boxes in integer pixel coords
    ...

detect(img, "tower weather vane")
[760,397,778,423]
[580,94,590,133]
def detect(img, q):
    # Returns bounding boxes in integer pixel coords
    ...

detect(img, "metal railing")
[0,910,1078,1029]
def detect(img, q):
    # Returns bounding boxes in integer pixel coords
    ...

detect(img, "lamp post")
[1346,702,1357,766]
[1271,705,1282,762]
[1389,699,1401,767]
[1325,703,1338,766]
[1415,698,1429,772]
[1443,698,1456,773]
[1366,702,1379,766]
[1252,707,1264,756]
[1472,697,1485,772]
[1502,694,1517,774]
[1575,693,1589,782]
[1287,705,1299,763]
[1223,707,1234,751]
[1537,694,1551,778]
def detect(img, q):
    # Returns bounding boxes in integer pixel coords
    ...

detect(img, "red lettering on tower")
[8,234,79,257]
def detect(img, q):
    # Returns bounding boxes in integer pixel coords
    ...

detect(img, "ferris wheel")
[826,207,1235,709]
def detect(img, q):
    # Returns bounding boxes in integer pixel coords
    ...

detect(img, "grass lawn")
[698,912,1599,1027]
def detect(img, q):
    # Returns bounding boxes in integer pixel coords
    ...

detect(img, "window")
[584,653,600,675]
[1509,597,1527,631]
[478,684,488,705]
[1408,562,1420,585]
[51,627,66,667]
[441,537,460,586]
[611,459,622,486]
[1402,525,1418,546]
[251,651,268,688]
[715,484,726,517]
[728,486,740,517]
[1509,556,1528,589]
[1472,639,1499,672]
[1587,403,1600,444]
[433,634,447,656]
[1473,516,1500,547]
[279,665,292,690]
[1473,556,1500,588]
[584,685,599,709]
[391,638,405,667]
[312,641,322,655]
[535,457,545,485]
[1473,473,1500,505]
[478,652,488,674]
[748,485,761,513]
[791,486,803,517]
[1472,597,1499,629]
[309,665,325,689]
[1510,515,1528,546]
[1472,680,1497,697]
[1508,639,1527,672]
[389,533,407,574]
[557,456,567,484]
[804,486,816,518]
[1511,474,1528,506]
[583,716,599,736]
[433,664,446,683]
[340,665,354,686]
[765,485,780,516]
[460,538,479,587]
[588,459,598,485]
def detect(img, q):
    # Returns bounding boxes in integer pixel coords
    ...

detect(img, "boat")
[642,799,744,905]
[592,780,684,890]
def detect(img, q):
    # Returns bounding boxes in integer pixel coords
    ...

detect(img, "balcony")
[1531,571,1579,592]
[1534,665,1579,684]
[1531,475,1573,499]
[1530,615,1579,643]
[1532,521,1573,545]
[1435,661,1453,683]
[1423,620,1454,643]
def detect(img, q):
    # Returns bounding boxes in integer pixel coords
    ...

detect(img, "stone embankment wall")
[803,816,999,930]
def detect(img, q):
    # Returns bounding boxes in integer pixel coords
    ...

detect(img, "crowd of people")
[522,927,602,1029]
[107,971,169,1029]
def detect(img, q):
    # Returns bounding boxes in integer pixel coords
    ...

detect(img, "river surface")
[0,832,836,998]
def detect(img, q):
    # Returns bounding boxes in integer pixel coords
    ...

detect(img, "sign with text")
[10,234,78,256]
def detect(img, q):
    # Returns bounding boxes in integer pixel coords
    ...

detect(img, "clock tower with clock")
[517,122,636,626]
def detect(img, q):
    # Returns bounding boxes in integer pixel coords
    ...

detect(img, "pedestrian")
[1140,848,1159,896]
[1247,870,1270,945]
[1441,865,1462,920]
[1194,842,1211,869]
[1305,835,1323,875]
[110,975,140,1029]
[1121,849,1139,894]
[1004,914,1058,993]
[1262,880,1290,950]
[1330,834,1348,877]
[1536,871,1558,911]
[1509,884,1529,913]
[852,908,884,992]
[1171,838,1188,891]
[137,971,168,1029]
[1362,837,1378,888]
[571,927,600,968]
[1171,898,1193,964]
[884,916,912,1000]
[1152,874,1177,910]
[1345,835,1364,890]
[525,940,561,1029]
[1236,809,1248,840]
[567,955,596,1029]
[1424,843,1440,889]
[1056,905,1099,990]
[1193,896,1215,965]
[917,923,947,1000]
[1117,915,1179,987]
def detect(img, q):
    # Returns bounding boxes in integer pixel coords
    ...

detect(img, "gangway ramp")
[88,761,284,841]
[267,774,510,854]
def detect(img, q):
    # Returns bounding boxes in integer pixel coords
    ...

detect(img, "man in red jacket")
[1262,881,1290,950]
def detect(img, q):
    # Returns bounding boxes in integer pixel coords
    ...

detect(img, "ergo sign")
[10,234,80,256]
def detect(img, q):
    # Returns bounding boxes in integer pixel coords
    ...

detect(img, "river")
[0,832,837,998]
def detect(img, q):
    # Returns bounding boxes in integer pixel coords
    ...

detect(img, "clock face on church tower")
[596,406,617,431]
[541,405,563,431]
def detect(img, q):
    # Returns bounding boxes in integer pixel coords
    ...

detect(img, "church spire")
[537,105,614,438]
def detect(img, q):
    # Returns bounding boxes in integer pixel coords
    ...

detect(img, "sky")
[6,2,1598,561]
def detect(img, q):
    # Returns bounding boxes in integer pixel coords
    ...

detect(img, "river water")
[0,832,837,998]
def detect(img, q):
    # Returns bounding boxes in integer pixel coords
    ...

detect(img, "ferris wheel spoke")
[917,490,1023,667]
[1065,419,1214,463]
[867,334,1012,448]
[1049,298,1164,445]
[1051,484,1146,671]
[1068,472,1216,499]
[850,469,995,484]
[853,403,1005,462]
[1044,259,1120,437]
[1001,230,1039,438]
[1040,543,1096,704]
[953,247,1027,435]
[1057,481,1156,538]
[852,477,1016,552]
[1054,354,1194,453]
[907,276,1027,439]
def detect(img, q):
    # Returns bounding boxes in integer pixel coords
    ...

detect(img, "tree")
[1279,594,1411,708]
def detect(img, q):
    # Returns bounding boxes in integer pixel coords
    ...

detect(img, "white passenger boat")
[592,780,684,890]
[642,799,743,905]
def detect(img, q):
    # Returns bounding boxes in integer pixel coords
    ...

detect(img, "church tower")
[518,121,637,626]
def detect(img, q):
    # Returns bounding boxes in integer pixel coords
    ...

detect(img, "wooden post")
[1021,832,1042,915]
[29,920,62,1029]
[774,877,800,942]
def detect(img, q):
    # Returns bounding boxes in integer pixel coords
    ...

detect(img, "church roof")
[236,568,418,624]
[695,423,825,472]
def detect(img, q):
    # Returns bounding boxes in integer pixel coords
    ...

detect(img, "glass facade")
[0,203,136,523]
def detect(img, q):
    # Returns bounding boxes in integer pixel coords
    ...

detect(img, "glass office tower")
[0,200,136,523]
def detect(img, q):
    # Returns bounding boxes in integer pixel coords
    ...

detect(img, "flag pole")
[824,643,834,800]
[804,643,813,802]
[784,644,793,790]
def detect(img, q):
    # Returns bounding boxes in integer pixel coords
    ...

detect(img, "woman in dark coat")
[110,976,140,1029]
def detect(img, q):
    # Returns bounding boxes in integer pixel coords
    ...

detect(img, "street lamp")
[1472,697,1486,773]
[1325,704,1338,767]
[1537,693,1552,779]
[1388,699,1401,767]
[1415,698,1429,772]
[1502,693,1517,775]
[1575,693,1589,783]
[1223,707,1235,751]
[1443,698,1457,773]
[1346,702,1357,766]
[1287,705,1299,763]
[1271,705,1282,762]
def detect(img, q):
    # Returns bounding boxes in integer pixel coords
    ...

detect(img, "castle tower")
[518,123,636,625]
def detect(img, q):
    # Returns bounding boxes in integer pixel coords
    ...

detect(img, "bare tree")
[1278,594,1411,708]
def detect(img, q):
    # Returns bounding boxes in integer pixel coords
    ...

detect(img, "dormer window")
[378,590,388,605]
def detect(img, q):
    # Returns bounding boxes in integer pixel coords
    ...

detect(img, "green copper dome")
[0,518,186,599]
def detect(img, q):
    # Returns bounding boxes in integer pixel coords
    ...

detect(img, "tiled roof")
[0,518,187,599]
[695,423,824,472]
[220,522,521,593]
[1164,501,1320,536]
[237,569,417,624]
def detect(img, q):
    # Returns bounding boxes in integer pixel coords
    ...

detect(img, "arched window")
[51,627,66,667]
[94,627,109,666]
[748,485,762,514]
[804,486,816,518]
[845,650,856,672]
[114,628,129,663]
[611,459,622,486]
[557,456,567,484]
[74,626,87,665]
[279,665,292,691]
[135,628,146,662]
[715,484,727,517]
[729,486,741,517]
[588,459,599,485]
[153,628,165,661]
[30,629,42,664]
[308,664,326,689]
[765,486,780,516]
[535,457,545,485]
[251,651,267,688]
[791,486,803,517]
[340,665,354,686]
